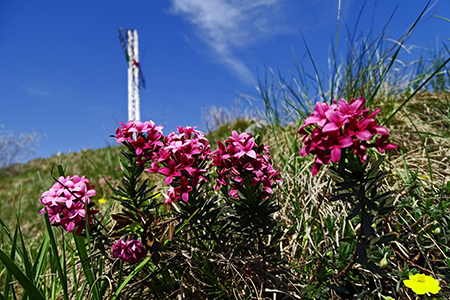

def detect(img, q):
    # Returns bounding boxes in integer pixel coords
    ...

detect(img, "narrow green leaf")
[327,283,349,294]
[111,257,150,300]
[43,209,68,300]
[39,167,68,300]
[0,216,13,242]
[17,217,33,281]
[0,249,45,300]
[383,55,450,126]
[299,284,317,295]
[57,164,65,177]
[32,233,50,284]
[173,208,199,238]
[73,234,99,299]
[3,222,19,298]
[370,233,398,246]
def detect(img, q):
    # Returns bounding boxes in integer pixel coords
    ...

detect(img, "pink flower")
[145,125,211,203]
[337,98,367,117]
[322,109,349,133]
[39,175,99,235]
[111,120,164,165]
[298,98,397,175]
[158,159,182,185]
[304,102,331,127]
[375,134,397,153]
[112,237,146,264]
[327,132,353,163]
[212,131,282,199]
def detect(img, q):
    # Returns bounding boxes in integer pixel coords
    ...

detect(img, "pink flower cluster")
[39,175,99,235]
[111,237,146,263]
[145,126,211,204]
[113,121,211,204]
[211,130,282,199]
[298,98,397,175]
[113,120,164,166]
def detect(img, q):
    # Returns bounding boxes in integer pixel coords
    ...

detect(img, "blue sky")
[1,0,450,160]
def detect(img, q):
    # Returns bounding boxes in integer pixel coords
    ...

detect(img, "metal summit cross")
[118,28,146,122]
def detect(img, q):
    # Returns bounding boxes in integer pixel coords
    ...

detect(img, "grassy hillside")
[0,146,124,242]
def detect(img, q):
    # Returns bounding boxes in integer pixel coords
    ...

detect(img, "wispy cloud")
[26,86,54,98]
[169,0,287,84]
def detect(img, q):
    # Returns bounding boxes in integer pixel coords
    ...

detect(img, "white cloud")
[170,0,286,84]
[26,86,54,98]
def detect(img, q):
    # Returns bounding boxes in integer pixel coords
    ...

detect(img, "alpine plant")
[39,175,99,235]
[145,126,211,204]
[298,98,397,175]
[211,130,282,199]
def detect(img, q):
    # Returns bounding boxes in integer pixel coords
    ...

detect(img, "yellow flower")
[98,198,107,204]
[403,273,441,295]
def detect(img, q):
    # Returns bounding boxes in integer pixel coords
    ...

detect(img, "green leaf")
[3,221,20,298]
[362,211,374,237]
[73,233,100,299]
[111,257,151,300]
[32,233,50,284]
[299,284,317,295]
[356,241,368,264]
[365,260,383,276]
[370,233,398,246]
[0,249,45,300]
[17,217,33,281]
[327,283,349,294]
[43,209,69,300]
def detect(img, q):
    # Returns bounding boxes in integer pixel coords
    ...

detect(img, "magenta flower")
[211,130,283,199]
[40,175,99,235]
[337,98,367,117]
[304,102,331,127]
[375,134,397,153]
[299,97,397,175]
[112,120,164,166]
[145,125,211,203]
[327,131,353,163]
[158,159,182,185]
[322,109,349,133]
[112,237,146,264]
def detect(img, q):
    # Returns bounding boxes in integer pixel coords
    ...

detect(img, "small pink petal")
[299,146,309,157]
[246,150,257,159]
[322,122,339,132]
[356,130,374,141]
[338,137,353,148]
[375,126,389,135]
[331,147,341,163]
